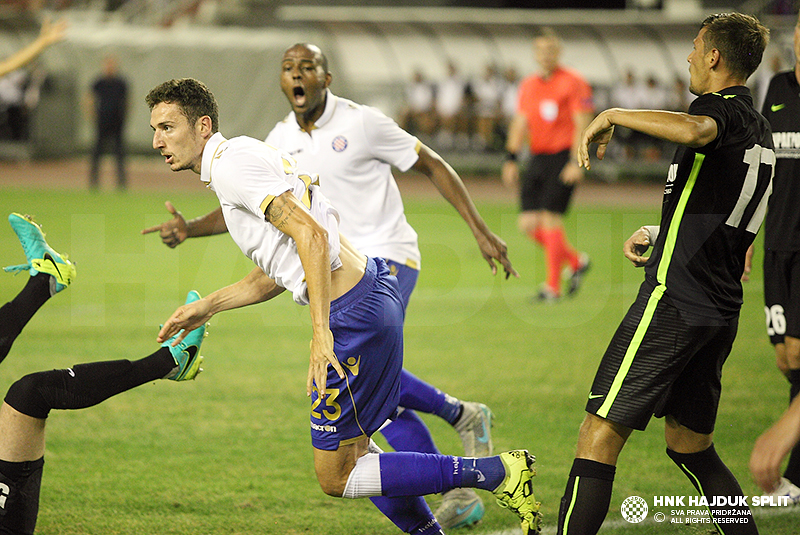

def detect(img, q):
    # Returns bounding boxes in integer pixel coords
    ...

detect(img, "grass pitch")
[0,185,796,534]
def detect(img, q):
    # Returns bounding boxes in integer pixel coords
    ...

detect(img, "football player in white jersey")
[148,77,540,535]
[143,43,517,529]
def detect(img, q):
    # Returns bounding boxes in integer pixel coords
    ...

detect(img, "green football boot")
[492,450,542,534]
[4,213,76,293]
[162,290,206,381]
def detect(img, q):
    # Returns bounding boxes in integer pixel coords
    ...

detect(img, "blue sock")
[399,369,462,424]
[377,453,506,496]
[379,453,462,495]
[370,496,442,534]
[461,456,506,491]
[380,409,440,454]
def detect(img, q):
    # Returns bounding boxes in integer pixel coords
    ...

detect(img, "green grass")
[0,186,795,534]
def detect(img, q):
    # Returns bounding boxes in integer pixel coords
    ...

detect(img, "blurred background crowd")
[0,0,797,182]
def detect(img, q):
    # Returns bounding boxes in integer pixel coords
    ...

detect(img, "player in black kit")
[558,13,773,535]
[0,213,207,535]
[752,8,800,504]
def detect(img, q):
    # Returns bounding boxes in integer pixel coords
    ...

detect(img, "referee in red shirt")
[502,27,593,302]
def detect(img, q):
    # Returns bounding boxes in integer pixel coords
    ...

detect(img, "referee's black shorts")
[520,150,574,214]
[763,249,800,345]
[586,283,738,435]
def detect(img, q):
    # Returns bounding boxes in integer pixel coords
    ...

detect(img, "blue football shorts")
[310,257,405,450]
[383,259,419,310]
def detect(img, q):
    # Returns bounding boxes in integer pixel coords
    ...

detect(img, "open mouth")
[293,86,306,106]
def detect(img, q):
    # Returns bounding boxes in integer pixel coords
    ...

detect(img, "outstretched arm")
[578,108,717,170]
[412,144,518,279]
[0,18,67,78]
[141,202,227,248]
[157,266,284,345]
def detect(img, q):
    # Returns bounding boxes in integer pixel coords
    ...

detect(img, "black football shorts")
[586,283,738,435]
[763,249,800,345]
[520,150,574,214]
[0,458,43,535]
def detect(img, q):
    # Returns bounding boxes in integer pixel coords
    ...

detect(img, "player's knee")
[777,356,791,377]
[316,472,347,497]
[783,337,800,368]
[517,215,537,234]
[4,371,58,419]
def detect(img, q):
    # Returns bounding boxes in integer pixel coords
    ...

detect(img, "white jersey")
[200,132,342,305]
[266,90,422,269]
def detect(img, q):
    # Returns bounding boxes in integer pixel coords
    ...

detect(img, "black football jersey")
[643,86,774,320]
[761,70,800,252]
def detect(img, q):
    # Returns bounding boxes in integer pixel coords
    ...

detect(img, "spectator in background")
[665,75,691,112]
[86,54,128,191]
[638,75,669,161]
[0,17,66,144]
[435,59,468,151]
[398,68,437,138]
[502,27,593,302]
[610,68,646,160]
[0,69,30,140]
[500,66,520,138]
[471,63,503,151]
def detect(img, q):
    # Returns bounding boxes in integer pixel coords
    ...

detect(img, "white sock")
[342,452,382,499]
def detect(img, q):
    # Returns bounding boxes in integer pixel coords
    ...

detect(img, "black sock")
[667,445,757,534]
[557,458,616,535]
[0,274,52,364]
[4,348,176,418]
[783,369,800,485]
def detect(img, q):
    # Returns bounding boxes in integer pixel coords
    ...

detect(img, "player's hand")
[475,230,518,279]
[307,329,344,399]
[623,227,651,267]
[157,299,213,345]
[560,162,584,185]
[38,17,68,47]
[750,416,800,493]
[141,201,188,248]
[501,160,519,189]
[742,243,754,282]
[578,111,616,170]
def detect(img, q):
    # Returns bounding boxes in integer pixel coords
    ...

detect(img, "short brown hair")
[701,12,769,81]
[145,78,219,133]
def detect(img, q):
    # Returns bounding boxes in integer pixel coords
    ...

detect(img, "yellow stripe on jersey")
[596,153,704,418]
[259,194,277,216]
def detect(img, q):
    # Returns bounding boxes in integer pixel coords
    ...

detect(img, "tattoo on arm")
[266,196,297,231]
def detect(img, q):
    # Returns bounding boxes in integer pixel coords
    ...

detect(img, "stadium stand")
[0,1,796,179]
